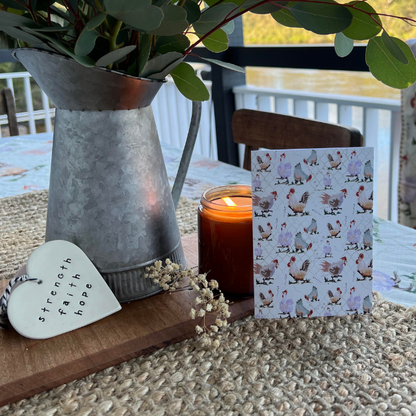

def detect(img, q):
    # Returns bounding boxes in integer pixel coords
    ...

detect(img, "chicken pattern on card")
[252,147,374,319]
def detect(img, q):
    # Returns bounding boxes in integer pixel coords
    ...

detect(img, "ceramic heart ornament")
[7,240,121,339]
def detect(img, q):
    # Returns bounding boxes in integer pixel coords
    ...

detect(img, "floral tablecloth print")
[1,133,416,308]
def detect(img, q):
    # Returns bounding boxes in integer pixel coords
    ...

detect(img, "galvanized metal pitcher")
[14,48,201,302]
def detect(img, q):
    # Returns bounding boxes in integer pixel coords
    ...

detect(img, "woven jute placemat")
[1,191,416,415]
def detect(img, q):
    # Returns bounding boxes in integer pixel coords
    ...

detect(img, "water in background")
[245,67,399,220]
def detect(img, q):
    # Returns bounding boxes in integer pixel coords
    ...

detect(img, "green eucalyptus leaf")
[147,5,188,36]
[30,25,74,32]
[137,33,151,76]
[75,28,99,56]
[198,29,228,52]
[50,4,74,23]
[155,34,190,54]
[141,51,183,78]
[198,56,245,73]
[342,1,381,41]
[86,13,107,31]
[147,56,183,80]
[0,10,41,27]
[290,0,352,35]
[381,30,408,65]
[193,3,236,35]
[171,62,210,101]
[33,0,55,11]
[334,32,354,57]
[104,0,163,31]
[1,26,54,50]
[95,45,136,66]
[183,0,201,24]
[250,1,287,15]
[0,0,26,10]
[272,8,301,28]
[366,36,416,89]
[222,20,234,34]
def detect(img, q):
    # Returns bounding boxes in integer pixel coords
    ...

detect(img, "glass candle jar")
[198,185,253,297]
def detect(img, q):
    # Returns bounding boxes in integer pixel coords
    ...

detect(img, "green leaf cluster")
[0,0,416,101]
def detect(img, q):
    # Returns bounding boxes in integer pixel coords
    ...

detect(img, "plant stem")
[110,20,123,51]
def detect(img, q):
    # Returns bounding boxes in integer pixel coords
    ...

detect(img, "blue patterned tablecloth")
[2,133,416,308]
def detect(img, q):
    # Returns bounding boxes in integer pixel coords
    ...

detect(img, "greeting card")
[252,147,374,319]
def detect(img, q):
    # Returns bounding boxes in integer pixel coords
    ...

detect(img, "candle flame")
[222,197,237,207]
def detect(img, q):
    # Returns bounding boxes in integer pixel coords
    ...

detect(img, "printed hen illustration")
[294,232,312,253]
[346,219,361,250]
[276,153,292,184]
[364,160,373,182]
[321,189,347,214]
[293,163,312,185]
[287,188,310,216]
[287,256,311,284]
[356,185,373,214]
[279,290,293,318]
[296,299,313,317]
[259,290,274,307]
[305,286,319,302]
[321,257,347,282]
[277,222,293,253]
[346,150,362,182]
[253,191,278,217]
[323,172,332,189]
[253,174,262,191]
[256,153,272,172]
[303,149,318,166]
[258,223,273,241]
[254,242,263,260]
[254,259,279,284]
[347,287,360,314]
[327,220,342,238]
[327,151,342,170]
[328,287,342,305]
[356,253,373,281]
[363,229,372,250]
[304,218,318,235]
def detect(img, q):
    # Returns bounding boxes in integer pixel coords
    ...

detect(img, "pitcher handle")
[171,101,202,209]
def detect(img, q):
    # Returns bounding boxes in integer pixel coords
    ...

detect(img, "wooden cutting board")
[0,234,254,407]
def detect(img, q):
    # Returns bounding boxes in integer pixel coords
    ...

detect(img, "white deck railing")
[0,71,402,221]
[233,85,401,222]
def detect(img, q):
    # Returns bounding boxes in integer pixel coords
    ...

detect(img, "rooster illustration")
[303,149,318,166]
[363,229,372,250]
[294,232,312,253]
[323,172,332,189]
[279,290,293,318]
[277,222,293,253]
[304,218,318,235]
[356,185,373,214]
[364,160,373,182]
[346,219,361,250]
[363,295,371,314]
[347,287,361,314]
[253,174,262,191]
[254,260,279,284]
[258,223,273,241]
[287,256,311,284]
[321,189,347,214]
[321,257,347,282]
[253,191,278,217]
[327,151,342,170]
[323,240,332,257]
[327,220,342,238]
[256,153,272,172]
[296,299,313,317]
[254,242,263,260]
[328,287,342,305]
[276,153,292,184]
[346,150,362,182]
[287,188,310,216]
[259,290,274,307]
[356,253,373,281]
[305,286,319,302]
[294,163,312,185]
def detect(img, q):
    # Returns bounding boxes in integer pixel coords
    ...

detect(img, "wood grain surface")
[0,234,254,407]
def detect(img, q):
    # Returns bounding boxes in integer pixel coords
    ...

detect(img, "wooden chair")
[232,109,363,170]
[0,87,18,136]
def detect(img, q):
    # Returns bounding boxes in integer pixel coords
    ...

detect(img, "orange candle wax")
[198,185,253,296]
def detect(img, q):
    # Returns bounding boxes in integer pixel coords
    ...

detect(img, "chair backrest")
[232,109,363,170]
[0,87,18,136]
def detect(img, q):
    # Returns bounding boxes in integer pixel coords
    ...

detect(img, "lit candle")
[198,185,253,296]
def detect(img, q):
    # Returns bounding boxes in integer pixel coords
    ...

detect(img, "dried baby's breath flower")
[145,259,231,345]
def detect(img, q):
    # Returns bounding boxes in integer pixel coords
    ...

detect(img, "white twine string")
[0,275,41,328]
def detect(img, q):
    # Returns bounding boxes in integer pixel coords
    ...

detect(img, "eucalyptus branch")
[110,20,123,51]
